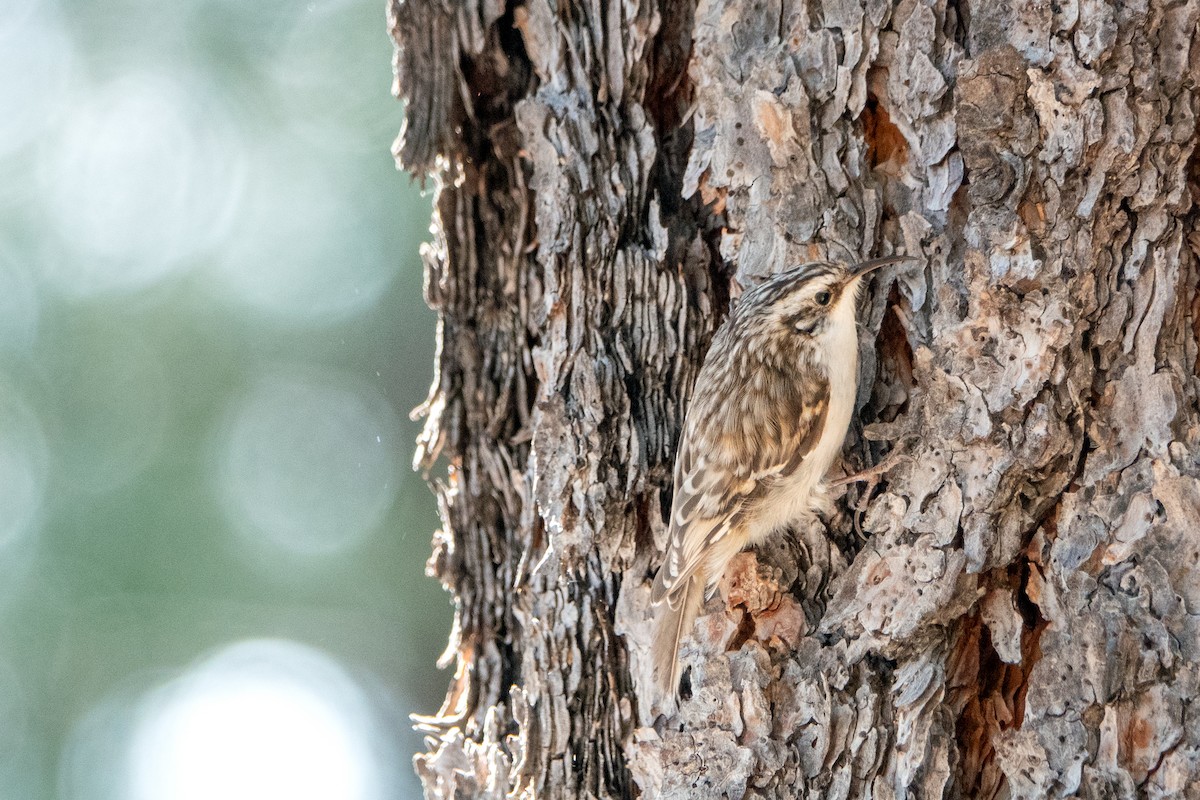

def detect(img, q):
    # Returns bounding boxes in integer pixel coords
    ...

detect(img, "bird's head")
[740,257,915,340]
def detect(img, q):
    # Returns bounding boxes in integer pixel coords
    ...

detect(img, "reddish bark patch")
[720,552,806,653]
[862,97,910,172]
[697,170,729,215]
[1125,714,1155,753]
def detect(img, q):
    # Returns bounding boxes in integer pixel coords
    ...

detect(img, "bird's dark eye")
[815,290,832,306]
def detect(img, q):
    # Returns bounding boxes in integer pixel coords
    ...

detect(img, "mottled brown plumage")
[650,257,912,702]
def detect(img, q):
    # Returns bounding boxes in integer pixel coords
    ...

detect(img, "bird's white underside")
[700,276,862,590]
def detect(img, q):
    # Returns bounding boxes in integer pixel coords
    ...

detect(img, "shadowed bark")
[391,0,1200,797]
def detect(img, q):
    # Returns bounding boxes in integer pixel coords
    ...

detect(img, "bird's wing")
[651,378,830,605]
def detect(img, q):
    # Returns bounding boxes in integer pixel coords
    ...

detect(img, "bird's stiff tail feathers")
[650,572,705,704]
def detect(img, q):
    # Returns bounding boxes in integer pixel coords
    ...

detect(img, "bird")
[649,256,913,700]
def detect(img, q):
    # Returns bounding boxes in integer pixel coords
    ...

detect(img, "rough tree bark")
[390,0,1200,797]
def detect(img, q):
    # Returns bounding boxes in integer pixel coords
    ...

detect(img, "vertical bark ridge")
[394,0,707,796]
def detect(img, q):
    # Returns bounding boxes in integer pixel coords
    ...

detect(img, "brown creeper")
[650,257,913,698]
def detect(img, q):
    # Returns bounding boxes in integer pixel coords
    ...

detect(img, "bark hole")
[861,94,910,175]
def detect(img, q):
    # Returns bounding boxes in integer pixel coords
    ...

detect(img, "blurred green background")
[0,0,452,797]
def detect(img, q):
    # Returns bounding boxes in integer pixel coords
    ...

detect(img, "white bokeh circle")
[214,368,398,557]
[57,641,400,800]
[38,71,245,298]
[126,640,383,800]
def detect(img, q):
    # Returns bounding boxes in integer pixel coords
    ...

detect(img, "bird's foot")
[831,449,908,488]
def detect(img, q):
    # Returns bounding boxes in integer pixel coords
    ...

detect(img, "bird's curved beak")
[850,256,919,277]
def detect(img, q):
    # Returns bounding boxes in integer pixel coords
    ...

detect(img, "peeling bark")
[391,0,1200,797]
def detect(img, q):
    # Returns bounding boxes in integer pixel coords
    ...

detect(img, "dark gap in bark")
[611,0,695,258]
[949,528,1049,798]
[650,116,696,255]
[644,0,696,142]
[459,4,536,169]
[1184,118,1200,377]
[635,491,661,580]
[491,521,525,718]
[875,283,916,423]
[1186,108,1200,209]
[656,479,674,531]
[948,615,1030,797]
[726,609,758,653]
[563,564,633,798]
[698,197,734,322]
[943,0,969,52]
[643,0,729,328]
[1191,255,1200,378]
[847,93,916,526]
[842,280,917,540]
[640,0,719,512]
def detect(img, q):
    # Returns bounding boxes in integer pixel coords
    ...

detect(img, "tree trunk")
[390,0,1200,797]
